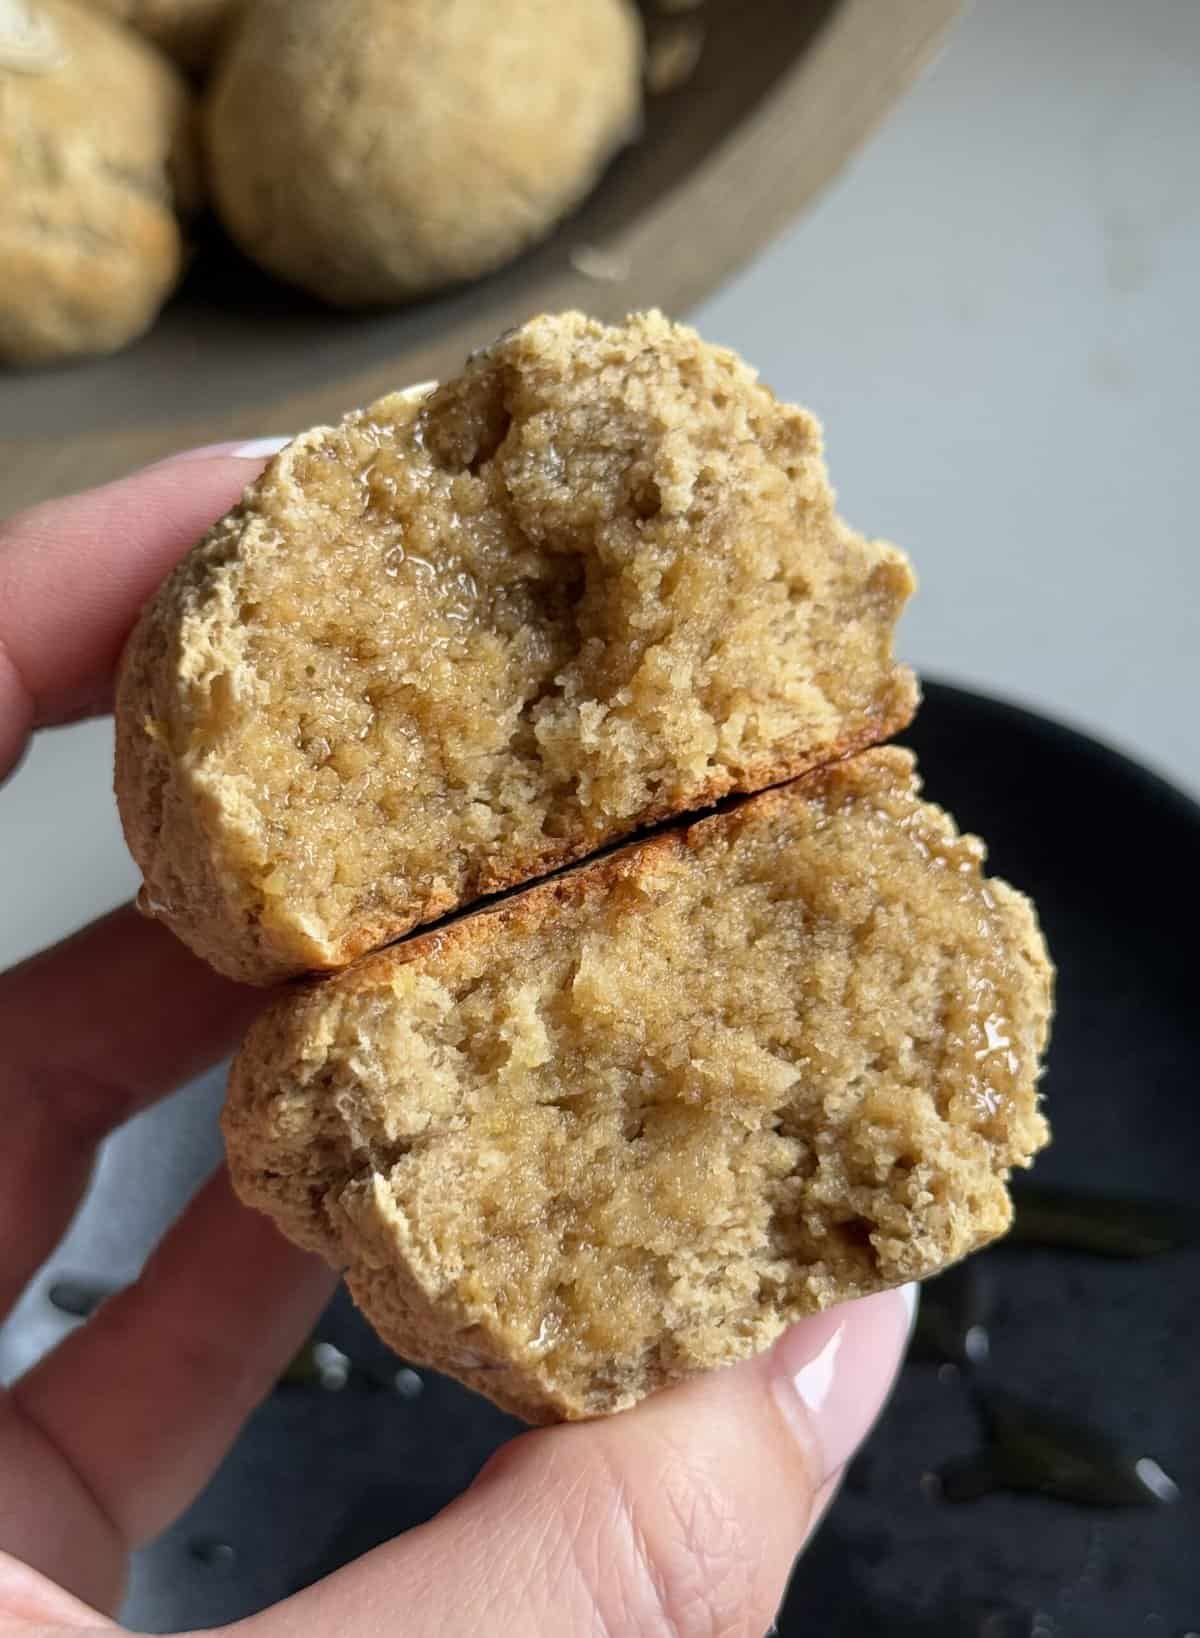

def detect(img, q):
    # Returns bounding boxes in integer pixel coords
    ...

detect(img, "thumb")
[240,1286,914,1638]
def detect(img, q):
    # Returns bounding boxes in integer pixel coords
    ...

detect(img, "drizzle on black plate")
[124,683,1200,1636]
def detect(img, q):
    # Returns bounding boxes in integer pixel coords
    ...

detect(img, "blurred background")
[1,0,1197,1632]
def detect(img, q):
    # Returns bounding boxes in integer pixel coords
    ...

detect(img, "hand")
[0,451,914,1636]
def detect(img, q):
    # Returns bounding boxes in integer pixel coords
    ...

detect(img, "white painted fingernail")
[229,436,292,459]
[898,1280,919,1334]
[145,436,293,471]
[771,1286,915,1485]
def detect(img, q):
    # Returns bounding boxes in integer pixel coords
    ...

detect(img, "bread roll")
[116,311,918,982]
[224,749,1052,1422]
[205,0,643,305]
[81,0,238,71]
[0,0,196,365]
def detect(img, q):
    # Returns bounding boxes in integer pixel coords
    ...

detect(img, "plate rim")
[916,677,1200,831]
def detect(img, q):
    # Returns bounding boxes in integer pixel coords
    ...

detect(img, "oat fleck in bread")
[225,750,1052,1423]
[205,0,643,306]
[116,311,918,983]
[0,0,197,366]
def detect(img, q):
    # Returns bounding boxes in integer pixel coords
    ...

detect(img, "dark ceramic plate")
[124,681,1200,1635]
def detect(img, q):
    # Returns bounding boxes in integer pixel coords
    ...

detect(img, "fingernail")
[769,1284,916,1485]
[898,1278,919,1335]
[145,436,292,470]
[229,436,293,459]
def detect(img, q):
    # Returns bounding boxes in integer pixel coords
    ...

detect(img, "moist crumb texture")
[224,750,1052,1423]
[116,310,918,982]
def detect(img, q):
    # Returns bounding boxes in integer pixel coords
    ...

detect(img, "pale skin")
[0,446,914,1637]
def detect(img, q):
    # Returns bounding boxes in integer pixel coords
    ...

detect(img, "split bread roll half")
[115,310,918,983]
[224,750,1052,1423]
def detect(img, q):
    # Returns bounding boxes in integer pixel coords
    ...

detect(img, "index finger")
[0,904,269,1317]
[0,440,287,778]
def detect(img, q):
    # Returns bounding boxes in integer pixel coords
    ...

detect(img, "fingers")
[2,1169,335,1610]
[0,443,289,1310]
[0,1548,118,1630]
[0,1408,126,1621]
[243,1289,914,1638]
[0,905,268,1317]
[0,442,283,778]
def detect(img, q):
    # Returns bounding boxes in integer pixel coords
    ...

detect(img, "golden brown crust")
[205,0,643,305]
[224,748,1053,1422]
[115,311,918,984]
[115,420,359,986]
[0,0,196,365]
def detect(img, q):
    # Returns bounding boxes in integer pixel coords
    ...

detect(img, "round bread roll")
[115,311,918,984]
[225,749,1052,1422]
[0,0,197,366]
[79,0,239,71]
[204,0,643,306]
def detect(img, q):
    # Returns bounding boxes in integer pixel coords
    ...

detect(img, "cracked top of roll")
[116,309,918,983]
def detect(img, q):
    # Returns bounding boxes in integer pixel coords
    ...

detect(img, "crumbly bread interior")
[117,310,917,981]
[83,0,237,70]
[225,750,1051,1421]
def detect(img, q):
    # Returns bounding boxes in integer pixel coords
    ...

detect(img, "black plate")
[125,682,1200,1635]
